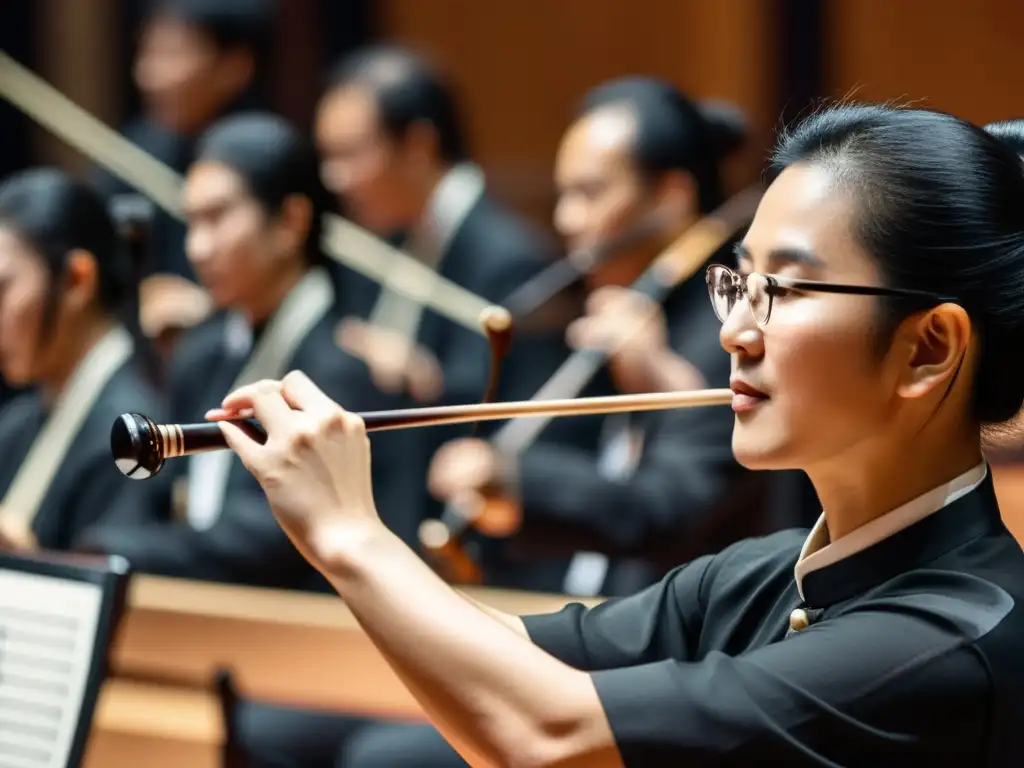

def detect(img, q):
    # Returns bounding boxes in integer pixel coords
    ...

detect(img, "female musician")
[77,112,413,587]
[213,103,1024,766]
[0,168,165,551]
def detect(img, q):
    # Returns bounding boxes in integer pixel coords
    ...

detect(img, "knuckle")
[288,426,315,451]
[321,409,348,434]
[342,411,366,434]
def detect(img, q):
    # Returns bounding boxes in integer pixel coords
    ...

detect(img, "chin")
[731,428,796,471]
[0,363,31,388]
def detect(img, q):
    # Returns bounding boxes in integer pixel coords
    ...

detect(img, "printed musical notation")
[0,570,103,768]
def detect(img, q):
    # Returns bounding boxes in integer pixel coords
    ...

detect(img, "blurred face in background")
[134,13,252,134]
[0,227,98,386]
[554,108,652,256]
[554,106,695,286]
[183,161,297,319]
[315,84,424,235]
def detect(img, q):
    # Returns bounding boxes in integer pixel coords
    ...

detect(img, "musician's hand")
[0,518,38,551]
[336,318,444,403]
[209,371,382,567]
[566,286,704,394]
[428,439,521,537]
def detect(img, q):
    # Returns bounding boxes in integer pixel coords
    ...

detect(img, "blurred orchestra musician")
[0,169,166,552]
[315,44,565,406]
[76,113,415,585]
[333,78,772,768]
[429,78,766,593]
[314,44,569,533]
[91,0,272,358]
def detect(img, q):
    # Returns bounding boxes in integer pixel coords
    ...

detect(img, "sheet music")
[0,569,103,768]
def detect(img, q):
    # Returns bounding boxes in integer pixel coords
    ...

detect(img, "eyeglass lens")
[707,266,770,325]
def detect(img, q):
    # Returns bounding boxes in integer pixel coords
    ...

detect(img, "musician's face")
[0,227,49,383]
[720,162,899,471]
[315,85,420,235]
[134,15,251,134]
[0,228,100,385]
[183,162,293,315]
[554,110,650,254]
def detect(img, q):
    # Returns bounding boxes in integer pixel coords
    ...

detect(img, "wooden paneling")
[376,0,780,227]
[33,0,121,171]
[825,0,1024,125]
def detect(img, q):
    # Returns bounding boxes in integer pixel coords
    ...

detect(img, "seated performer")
[315,44,563,406]
[213,103,1024,766]
[91,0,271,281]
[0,168,165,551]
[79,113,412,586]
[426,78,759,599]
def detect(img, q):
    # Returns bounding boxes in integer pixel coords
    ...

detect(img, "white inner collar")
[794,461,988,601]
[409,162,485,261]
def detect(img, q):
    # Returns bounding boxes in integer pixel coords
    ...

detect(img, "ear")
[276,194,314,255]
[63,249,99,313]
[895,303,973,401]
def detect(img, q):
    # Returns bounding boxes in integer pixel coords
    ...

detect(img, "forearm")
[461,594,530,639]
[313,521,612,767]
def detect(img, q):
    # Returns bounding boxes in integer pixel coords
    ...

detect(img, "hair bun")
[697,100,748,160]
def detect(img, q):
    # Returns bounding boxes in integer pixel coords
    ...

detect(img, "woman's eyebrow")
[733,242,825,270]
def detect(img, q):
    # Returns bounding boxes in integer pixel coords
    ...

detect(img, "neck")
[40,314,117,406]
[240,260,308,326]
[807,424,983,542]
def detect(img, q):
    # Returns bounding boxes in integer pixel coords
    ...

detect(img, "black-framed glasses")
[705,264,954,326]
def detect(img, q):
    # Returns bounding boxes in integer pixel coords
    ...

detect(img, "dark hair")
[985,119,1024,159]
[147,0,272,53]
[0,168,162,385]
[577,77,748,212]
[325,45,468,164]
[772,104,1024,425]
[194,111,333,268]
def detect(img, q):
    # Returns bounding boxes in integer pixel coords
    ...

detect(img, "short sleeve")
[521,553,716,671]
[587,597,996,766]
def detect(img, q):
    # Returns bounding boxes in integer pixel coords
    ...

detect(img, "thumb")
[218,420,264,479]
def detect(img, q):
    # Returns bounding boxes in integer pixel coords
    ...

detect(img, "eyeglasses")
[705,264,953,326]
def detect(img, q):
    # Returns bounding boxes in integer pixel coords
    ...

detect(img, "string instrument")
[419,186,763,582]
[109,389,734,479]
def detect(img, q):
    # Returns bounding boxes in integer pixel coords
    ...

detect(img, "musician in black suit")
[77,112,416,586]
[315,44,567,529]
[0,168,166,552]
[315,45,564,402]
[338,77,768,768]
[91,0,271,281]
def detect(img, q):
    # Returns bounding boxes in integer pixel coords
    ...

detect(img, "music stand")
[0,550,131,768]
